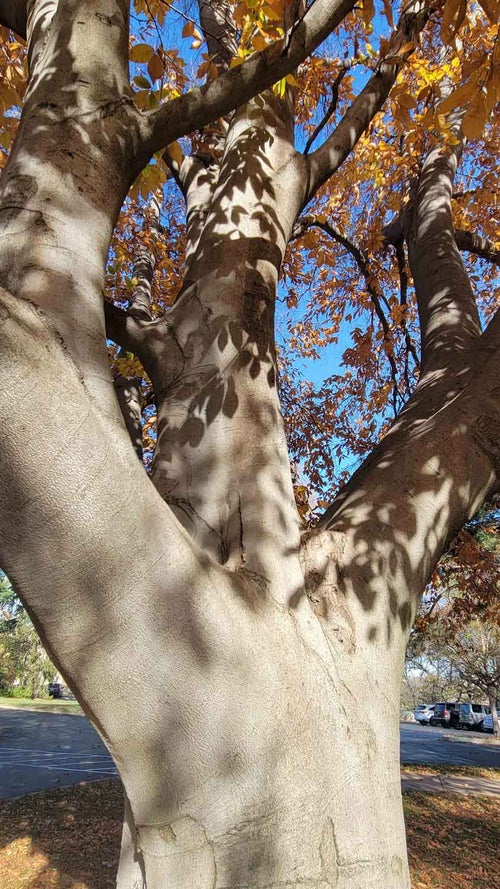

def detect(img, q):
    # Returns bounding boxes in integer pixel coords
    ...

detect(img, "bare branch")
[293,216,401,412]
[141,0,358,155]
[303,68,348,155]
[302,0,429,207]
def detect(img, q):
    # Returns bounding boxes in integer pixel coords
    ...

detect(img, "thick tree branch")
[105,300,150,357]
[407,141,482,374]
[394,236,421,383]
[302,0,429,208]
[454,229,500,265]
[114,375,143,459]
[198,0,238,67]
[128,197,160,321]
[140,0,357,156]
[305,311,500,655]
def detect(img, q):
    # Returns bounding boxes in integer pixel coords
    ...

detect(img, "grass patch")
[401,763,500,780]
[0,781,498,888]
[0,697,83,715]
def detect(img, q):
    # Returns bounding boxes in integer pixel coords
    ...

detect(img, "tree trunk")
[111,624,409,889]
[488,689,500,739]
[1,4,499,888]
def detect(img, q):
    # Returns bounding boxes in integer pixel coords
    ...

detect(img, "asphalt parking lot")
[400,721,500,769]
[0,708,498,799]
[0,708,117,799]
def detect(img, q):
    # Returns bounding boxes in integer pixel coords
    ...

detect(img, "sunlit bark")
[0,2,499,888]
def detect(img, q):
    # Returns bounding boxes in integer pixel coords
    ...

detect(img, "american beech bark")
[0,2,499,888]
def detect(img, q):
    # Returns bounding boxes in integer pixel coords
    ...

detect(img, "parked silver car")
[483,711,493,732]
[459,702,491,731]
[414,703,435,725]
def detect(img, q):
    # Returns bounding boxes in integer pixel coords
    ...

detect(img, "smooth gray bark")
[0,2,499,888]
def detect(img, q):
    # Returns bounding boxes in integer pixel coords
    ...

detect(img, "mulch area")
[0,781,122,889]
[0,780,498,888]
[404,791,499,888]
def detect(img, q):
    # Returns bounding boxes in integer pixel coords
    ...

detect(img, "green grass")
[0,696,83,715]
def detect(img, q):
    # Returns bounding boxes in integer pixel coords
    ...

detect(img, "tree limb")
[302,0,429,208]
[407,140,482,374]
[104,301,150,358]
[140,0,358,155]
[303,68,348,155]
[454,229,500,265]
[304,308,500,655]
[198,0,238,67]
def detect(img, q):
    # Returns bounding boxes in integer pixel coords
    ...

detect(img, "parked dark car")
[48,682,62,699]
[430,701,460,727]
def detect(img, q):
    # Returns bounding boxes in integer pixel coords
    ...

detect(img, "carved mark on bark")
[320,818,339,887]
[300,530,356,655]
[136,815,217,887]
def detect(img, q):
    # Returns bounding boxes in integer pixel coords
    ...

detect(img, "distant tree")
[401,655,462,711]
[407,507,499,730]
[0,574,56,697]
[431,619,500,735]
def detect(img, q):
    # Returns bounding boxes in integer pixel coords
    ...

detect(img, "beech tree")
[0,1,499,887]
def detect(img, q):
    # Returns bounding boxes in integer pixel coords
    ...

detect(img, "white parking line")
[0,746,118,777]
[0,747,111,757]
[0,762,117,774]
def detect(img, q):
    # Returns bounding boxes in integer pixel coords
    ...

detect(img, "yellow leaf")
[262,5,281,21]
[440,0,467,45]
[462,99,488,140]
[167,141,183,168]
[129,43,154,63]
[397,92,417,109]
[437,80,477,115]
[272,77,286,99]
[147,53,164,82]
[252,34,267,52]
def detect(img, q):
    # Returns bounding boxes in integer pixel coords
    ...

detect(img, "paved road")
[0,709,498,799]
[0,708,117,799]
[400,721,500,768]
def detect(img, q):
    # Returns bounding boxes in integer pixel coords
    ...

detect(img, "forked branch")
[302,0,430,207]
[141,0,358,155]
